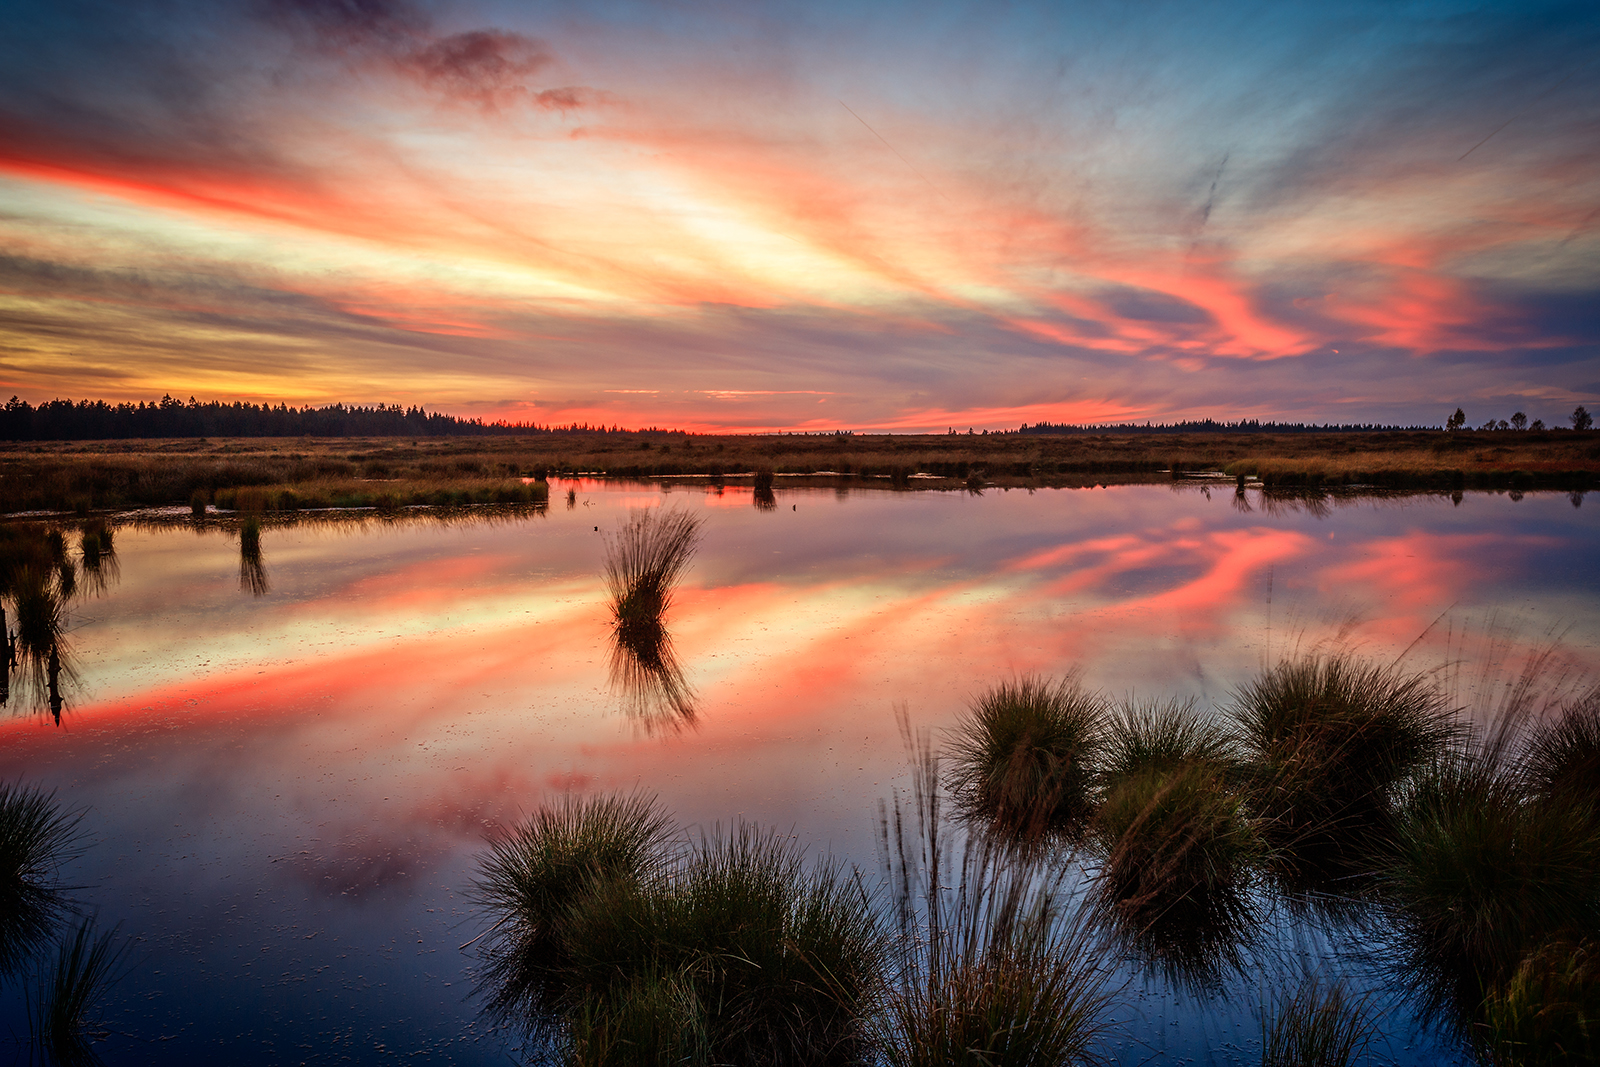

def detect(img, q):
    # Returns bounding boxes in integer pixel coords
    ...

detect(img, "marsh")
[0,480,1596,1064]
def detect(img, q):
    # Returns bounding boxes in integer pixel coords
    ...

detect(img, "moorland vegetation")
[2,425,1597,514]
[474,652,1600,1066]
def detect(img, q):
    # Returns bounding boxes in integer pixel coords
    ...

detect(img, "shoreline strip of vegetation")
[2,428,1595,515]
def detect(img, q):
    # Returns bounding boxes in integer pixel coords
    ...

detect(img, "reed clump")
[0,782,82,977]
[1479,940,1599,1066]
[1231,654,1455,879]
[476,795,887,1066]
[1259,975,1374,1067]
[474,793,677,1027]
[1090,701,1257,982]
[1378,751,1600,1025]
[1522,689,1600,804]
[878,716,1114,1067]
[603,507,702,648]
[946,675,1108,841]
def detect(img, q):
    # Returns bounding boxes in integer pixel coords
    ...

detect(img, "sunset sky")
[1,0,1596,432]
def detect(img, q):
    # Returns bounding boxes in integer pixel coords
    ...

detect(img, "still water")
[2,481,1597,1064]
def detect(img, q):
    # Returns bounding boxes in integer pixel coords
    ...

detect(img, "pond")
[2,480,1597,1065]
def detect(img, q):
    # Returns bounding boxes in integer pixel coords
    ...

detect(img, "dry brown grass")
[0,429,1594,513]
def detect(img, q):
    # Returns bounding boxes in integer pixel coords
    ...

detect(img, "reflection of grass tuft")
[947,674,1107,841]
[1260,975,1374,1067]
[0,782,82,977]
[29,917,125,1067]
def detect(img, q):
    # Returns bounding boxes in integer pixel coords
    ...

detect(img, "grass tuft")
[239,516,268,596]
[1260,975,1374,1067]
[1523,688,1600,804]
[560,822,888,1066]
[946,674,1108,841]
[473,792,677,1031]
[602,507,702,645]
[1231,653,1456,881]
[1479,940,1599,1066]
[1379,750,1600,1027]
[877,714,1113,1067]
[1091,751,1258,988]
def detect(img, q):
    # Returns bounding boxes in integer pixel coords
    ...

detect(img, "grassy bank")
[2,429,1596,513]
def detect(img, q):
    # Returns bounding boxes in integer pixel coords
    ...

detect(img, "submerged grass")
[946,674,1108,842]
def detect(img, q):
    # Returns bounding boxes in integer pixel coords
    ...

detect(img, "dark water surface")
[3,482,1597,1064]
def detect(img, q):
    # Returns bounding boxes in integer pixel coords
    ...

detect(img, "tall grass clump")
[476,794,886,1066]
[1523,688,1600,804]
[1090,700,1257,985]
[1231,654,1456,879]
[1097,697,1234,782]
[474,793,677,1029]
[1479,940,1599,1066]
[28,917,125,1067]
[1259,975,1374,1067]
[602,507,702,647]
[560,824,888,1066]
[1378,750,1600,1026]
[238,516,268,596]
[877,716,1114,1067]
[0,782,82,978]
[947,674,1108,841]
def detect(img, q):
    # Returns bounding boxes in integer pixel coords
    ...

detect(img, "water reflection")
[76,521,119,598]
[0,486,1593,1064]
[239,517,269,597]
[753,469,777,511]
[602,507,702,733]
[0,526,82,724]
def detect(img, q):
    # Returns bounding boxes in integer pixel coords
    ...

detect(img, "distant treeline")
[1014,418,1434,435]
[0,396,679,441]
